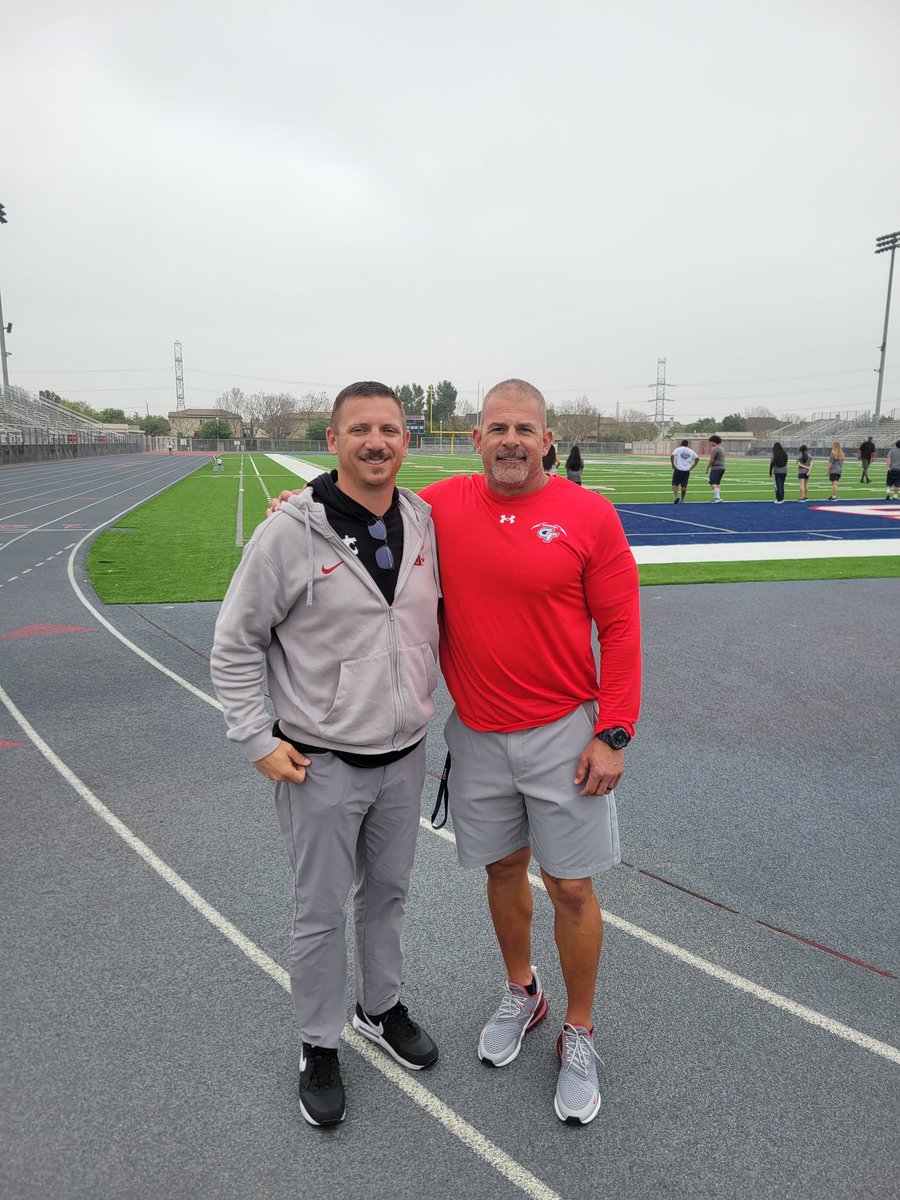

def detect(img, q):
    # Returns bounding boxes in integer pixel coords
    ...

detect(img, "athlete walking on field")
[670,439,699,503]
[705,434,726,502]
[421,379,641,1125]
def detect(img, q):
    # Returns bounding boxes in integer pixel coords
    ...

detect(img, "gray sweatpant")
[274,742,425,1048]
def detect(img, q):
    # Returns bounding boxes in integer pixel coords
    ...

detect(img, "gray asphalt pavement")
[1,456,897,1200]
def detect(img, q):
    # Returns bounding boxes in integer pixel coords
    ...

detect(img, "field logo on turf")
[810,504,900,521]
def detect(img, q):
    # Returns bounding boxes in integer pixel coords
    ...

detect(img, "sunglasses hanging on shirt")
[367,518,395,571]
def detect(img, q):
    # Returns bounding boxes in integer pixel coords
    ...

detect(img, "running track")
[1,456,897,1200]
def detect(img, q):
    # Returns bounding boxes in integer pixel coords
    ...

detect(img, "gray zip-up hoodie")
[210,487,440,764]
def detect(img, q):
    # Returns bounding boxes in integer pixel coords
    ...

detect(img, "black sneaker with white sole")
[298,1043,346,1126]
[353,1000,438,1069]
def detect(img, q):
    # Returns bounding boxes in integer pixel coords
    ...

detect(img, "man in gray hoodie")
[210,382,440,1127]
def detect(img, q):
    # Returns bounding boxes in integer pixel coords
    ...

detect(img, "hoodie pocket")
[398,642,439,732]
[318,643,438,744]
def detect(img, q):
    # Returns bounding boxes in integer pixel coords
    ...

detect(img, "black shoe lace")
[382,1002,418,1040]
[308,1047,340,1090]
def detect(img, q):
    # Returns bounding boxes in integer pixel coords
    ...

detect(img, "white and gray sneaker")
[477,966,548,1066]
[554,1023,603,1124]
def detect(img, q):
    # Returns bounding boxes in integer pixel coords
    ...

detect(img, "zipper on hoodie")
[387,607,405,747]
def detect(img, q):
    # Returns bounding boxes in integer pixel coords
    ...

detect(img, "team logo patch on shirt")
[532,522,567,543]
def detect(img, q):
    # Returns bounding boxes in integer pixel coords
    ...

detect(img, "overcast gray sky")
[3,0,899,422]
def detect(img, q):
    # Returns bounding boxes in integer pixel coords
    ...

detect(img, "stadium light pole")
[0,200,9,391]
[874,229,900,421]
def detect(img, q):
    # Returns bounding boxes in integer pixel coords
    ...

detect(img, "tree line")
[36,385,795,444]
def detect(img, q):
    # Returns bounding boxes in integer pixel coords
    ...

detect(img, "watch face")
[600,727,629,749]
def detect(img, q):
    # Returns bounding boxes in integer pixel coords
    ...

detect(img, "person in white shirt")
[670,440,700,503]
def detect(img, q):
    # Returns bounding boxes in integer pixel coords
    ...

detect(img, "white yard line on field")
[631,538,899,564]
[264,453,328,479]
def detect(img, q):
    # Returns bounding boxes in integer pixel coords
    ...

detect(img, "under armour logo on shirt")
[499,515,516,524]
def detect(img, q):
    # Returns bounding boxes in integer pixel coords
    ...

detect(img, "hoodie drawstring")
[305,510,315,605]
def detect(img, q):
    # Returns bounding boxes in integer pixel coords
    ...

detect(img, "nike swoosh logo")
[321,562,345,574]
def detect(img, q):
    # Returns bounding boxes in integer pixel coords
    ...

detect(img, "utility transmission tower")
[648,357,673,426]
[174,340,185,411]
[874,230,899,421]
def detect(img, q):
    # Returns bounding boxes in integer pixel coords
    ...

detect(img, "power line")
[12,368,171,375]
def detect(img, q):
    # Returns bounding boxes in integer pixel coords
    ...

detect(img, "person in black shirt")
[858,438,876,483]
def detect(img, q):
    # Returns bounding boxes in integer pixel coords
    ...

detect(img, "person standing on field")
[769,442,789,503]
[705,434,726,502]
[565,444,584,485]
[886,440,900,500]
[270,380,642,1126]
[828,441,844,500]
[858,436,876,484]
[670,440,699,503]
[796,445,813,501]
[211,382,439,1128]
[420,378,641,1127]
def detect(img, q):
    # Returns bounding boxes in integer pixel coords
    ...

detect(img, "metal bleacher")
[0,384,144,465]
[0,384,105,434]
[769,416,900,451]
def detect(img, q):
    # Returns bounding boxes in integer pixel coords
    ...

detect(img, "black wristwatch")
[596,727,631,750]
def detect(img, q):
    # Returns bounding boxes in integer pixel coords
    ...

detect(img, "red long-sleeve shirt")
[420,474,641,735]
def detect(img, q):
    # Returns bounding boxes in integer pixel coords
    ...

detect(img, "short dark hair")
[330,382,405,431]
[680,439,689,446]
[895,439,900,449]
[709,434,722,444]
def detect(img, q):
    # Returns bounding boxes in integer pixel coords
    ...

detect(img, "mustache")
[360,453,391,462]
[496,451,526,461]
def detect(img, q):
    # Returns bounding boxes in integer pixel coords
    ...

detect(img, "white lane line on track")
[60,506,900,1068]
[0,683,560,1200]
[0,459,148,501]
[0,462,200,555]
[0,465,146,515]
[420,822,899,1065]
[64,485,225,713]
[0,461,165,523]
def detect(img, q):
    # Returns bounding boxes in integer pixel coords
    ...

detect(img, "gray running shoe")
[554,1023,602,1124]
[478,966,548,1066]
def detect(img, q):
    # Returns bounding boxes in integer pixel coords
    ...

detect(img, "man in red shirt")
[420,378,640,1125]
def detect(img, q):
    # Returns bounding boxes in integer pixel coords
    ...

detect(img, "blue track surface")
[615,500,900,546]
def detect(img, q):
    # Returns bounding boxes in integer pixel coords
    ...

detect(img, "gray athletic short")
[443,703,621,879]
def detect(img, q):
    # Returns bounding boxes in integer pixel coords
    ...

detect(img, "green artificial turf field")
[86,451,899,603]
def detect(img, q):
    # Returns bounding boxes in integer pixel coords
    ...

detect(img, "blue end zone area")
[615,501,900,547]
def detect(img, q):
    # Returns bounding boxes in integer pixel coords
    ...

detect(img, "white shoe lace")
[495,982,530,1023]
[561,1024,603,1077]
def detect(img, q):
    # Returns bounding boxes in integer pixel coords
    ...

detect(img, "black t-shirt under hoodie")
[273,469,419,768]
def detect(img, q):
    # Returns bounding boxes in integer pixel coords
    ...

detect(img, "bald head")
[481,378,547,427]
